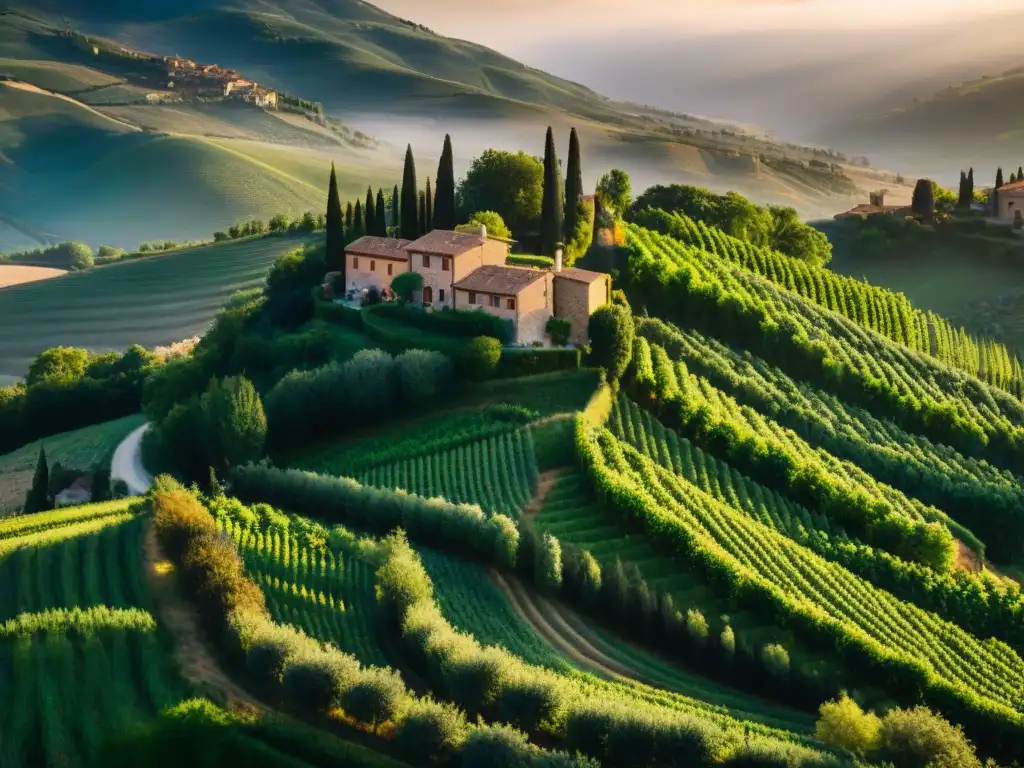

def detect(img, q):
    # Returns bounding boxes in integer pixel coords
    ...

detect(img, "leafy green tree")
[268,213,291,233]
[541,126,564,257]
[23,445,49,514]
[394,697,468,763]
[588,304,634,380]
[375,188,387,236]
[462,211,511,239]
[425,177,433,233]
[340,667,406,731]
[457,149,543,237]
[434,134,456,230]
[815,693,881,756]
[202,376,267,473]
[27,347,89,386]
[767,206,833,266]
[564,127,583,241]
[66,242,94,270]
[596,169,632,217]
[325,164,344,274]
[364,186,375,236]
[912,178,935,218]
[875,706,980,768]
[401,144,419,239]
[390,271,423,303]
[535,532,563,593]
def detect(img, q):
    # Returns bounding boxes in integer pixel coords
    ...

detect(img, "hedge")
[370,302,513,343]
[311,293,362,329]
[507,254,554,269]
[497,348,581,378]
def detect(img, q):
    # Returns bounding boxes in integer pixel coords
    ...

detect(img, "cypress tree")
[957,171,967,208]
[996,167,1005,189]
[400,144,419,239]
[353,199,364,239]
[911,178,935,218]
[375,188,387,237]
[995,167,1005,215]
[563,127,583,240]
[325,164,344,273]
[967,167,975,204]
[1018,166,1023,182]
[391,184,400,236]
[364,186,375,236]
[24,445,49,514]
[418,191,427,237]
[434,134,456,229]
[540,126,564,257]
[345,201,354,233]
[425,177,433,233]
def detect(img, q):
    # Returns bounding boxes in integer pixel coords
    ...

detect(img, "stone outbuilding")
[453,265,553,345]
[552,257,612,346]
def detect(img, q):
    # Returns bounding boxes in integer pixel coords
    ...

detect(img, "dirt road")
[111,423,153,495]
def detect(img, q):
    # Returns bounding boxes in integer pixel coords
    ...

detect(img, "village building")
[834,191,912,220]
[223,79,253,97]
[453,265,553,345]
[344,236,413,294]
[401,226,509,310]
[995,180,1024,223]
[55,476,93,508]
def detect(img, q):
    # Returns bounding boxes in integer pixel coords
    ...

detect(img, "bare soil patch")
[0,264,66,288]
[524,468,569,518]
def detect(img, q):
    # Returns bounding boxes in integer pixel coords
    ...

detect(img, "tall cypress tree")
[967,167,975,204]
[563,127,583,240]
[364,186,375,236]
[375,188,387,238]
[418,191,427,237]
[400,144,419,239]
[957,171,967,208]
[540,126,564,257]
[995,167,1005,215]
[325,163,345,274]
[1018,166,1023,182]
[996,167,1005,189]
[353,199,364,239]
[425,177,433,233]
[434,134,456,229]
[24,445,49,514]
[345,201,354,233]
[391,184,400,237]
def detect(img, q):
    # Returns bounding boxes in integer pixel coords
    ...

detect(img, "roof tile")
[345,236,413,259]
[453,265,547,295]
[403,230,485,256]
[554,267,605,285]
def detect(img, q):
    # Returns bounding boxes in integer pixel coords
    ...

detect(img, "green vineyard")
[631,207,1024,394]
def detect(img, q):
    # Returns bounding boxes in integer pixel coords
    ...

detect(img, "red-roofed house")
[996,180,1024,223]
[401,225,509,309]
[344,236,413,294]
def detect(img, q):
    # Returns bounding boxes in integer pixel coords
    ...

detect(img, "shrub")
[875,705,981,768]
[495,347,580,378]
[393,697,468,762]
[395,349,454,406]
[495,671,566,733]
[151,487,218,561]
[815,693,880,756]
[281,646,360,714]
[535,532,563,593]
[461,210,512,239]
[444,647,511,713]
[588,304,634,379]
[340,666,407,729]
[761,644,790,678]
[391,271,424,303]
[375,531,434,615]
[459,723,535,768]
[546,316,572,346]
[685,609,708,649]
[507,254,554,268]
[460,336,502,381]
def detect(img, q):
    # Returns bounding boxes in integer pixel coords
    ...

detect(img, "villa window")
[353,257,359,269]
[423,254,431,268]
[423,286,433,303]
[506,298,516,310]
[370,260,376,272]
[387,263,393,276]
[468,292,477,305]
[443,257,450,271]
[490,295,501,308]
[439,289,446,303]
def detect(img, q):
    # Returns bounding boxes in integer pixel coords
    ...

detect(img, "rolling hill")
[821,65,1024,172]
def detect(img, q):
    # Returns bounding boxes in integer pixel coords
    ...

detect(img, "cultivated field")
[0,235,311,378]
[0,264,65,288]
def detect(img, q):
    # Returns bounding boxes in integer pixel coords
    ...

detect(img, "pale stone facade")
[553,269,612,345]
[996,186,1024,222]
[404,230,509,309]
[453,266,553,345]
[344,236,412,294]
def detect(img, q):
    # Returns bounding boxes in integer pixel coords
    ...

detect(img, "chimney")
[554,248,563,272]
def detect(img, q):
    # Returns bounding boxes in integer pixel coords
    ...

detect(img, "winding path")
[111,423,153,495]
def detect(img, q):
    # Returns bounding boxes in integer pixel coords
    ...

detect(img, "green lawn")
[0,234,312,378]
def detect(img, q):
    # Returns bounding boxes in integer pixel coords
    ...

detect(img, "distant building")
[251,87,278,109]
[995,181,1024,222]
[55,476,93,508]
[224,79,253,96]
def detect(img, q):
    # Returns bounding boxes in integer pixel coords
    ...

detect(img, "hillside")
[822,65,1024,171]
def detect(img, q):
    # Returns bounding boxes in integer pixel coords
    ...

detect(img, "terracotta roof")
[554,267,605,285]
[998,181,1024,193]
[345,236,413,260]
[453,265,547,296]
[403,230,484,256]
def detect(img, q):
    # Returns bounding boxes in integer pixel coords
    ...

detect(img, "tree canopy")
[596,169,632,217]
[457,150,543,238]
[461,211,511,240]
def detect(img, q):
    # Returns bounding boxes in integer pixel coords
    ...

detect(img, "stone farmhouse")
[343,225,610,346]
[995,180,1024,223]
